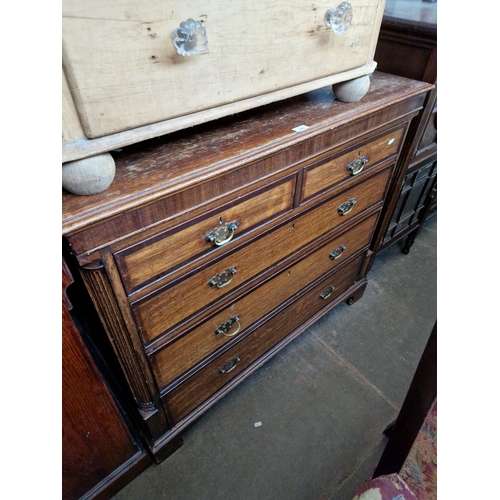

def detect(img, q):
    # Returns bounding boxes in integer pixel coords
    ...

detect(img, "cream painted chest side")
[62,0,386,195]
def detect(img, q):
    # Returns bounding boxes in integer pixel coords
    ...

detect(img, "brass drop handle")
[329,244,346,260]
[337,198,356,216]
[320,285,335,300]
[205,221,239,246]
[208,267,237,288]
[215,316,241,337]
[347,155,368,176]
[219,356,240,374]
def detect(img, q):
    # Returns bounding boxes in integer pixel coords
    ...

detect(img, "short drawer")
[162,253,365,425]
[301,126,405,202]
[149,212,378,389]
[132,167,392,341]
[115,177,295,294]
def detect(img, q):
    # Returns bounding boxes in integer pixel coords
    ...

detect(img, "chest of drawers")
[62,72,432,461]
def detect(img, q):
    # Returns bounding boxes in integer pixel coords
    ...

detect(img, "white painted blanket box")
[62,0,386,194]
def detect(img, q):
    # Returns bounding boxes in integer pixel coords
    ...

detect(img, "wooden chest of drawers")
[62,72,432,461]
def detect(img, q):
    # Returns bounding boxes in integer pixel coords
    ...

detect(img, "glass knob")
[172,18,208,56]
[325,2,353,34]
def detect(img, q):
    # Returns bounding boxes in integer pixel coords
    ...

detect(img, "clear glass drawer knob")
[172,18,208,56]
[325,2,353,34]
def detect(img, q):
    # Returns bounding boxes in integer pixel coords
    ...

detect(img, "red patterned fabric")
[399,400,437,500]
[353,473,418,499]
[353,399,437,500]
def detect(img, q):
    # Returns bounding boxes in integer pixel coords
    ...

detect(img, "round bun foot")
[62,153,116,195]
[332,75,371,103]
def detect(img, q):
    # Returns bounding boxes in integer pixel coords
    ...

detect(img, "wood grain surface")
[63,0,385,139]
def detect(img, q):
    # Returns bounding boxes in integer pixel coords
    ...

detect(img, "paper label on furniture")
[292,125,310,132]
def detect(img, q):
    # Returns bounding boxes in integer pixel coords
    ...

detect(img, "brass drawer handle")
[215,316,241,337]
[347,156,368,176]
[329,244,346,260]
[319,285,335,300]
[205,221,239,246]
[337,198,356,216]
[208,266,237,288]
[219,356,240,374]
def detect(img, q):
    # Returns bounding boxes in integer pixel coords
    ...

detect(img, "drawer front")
[133,167,391,341]
[301,126,405,202]
[149,212,378,389]
[63,0,384,138]
[162,253,365,424]
[115,177,295,294]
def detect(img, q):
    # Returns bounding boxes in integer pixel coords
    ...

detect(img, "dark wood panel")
[373,322,437,477]
[371,2,437,256]
[62,258,150,500]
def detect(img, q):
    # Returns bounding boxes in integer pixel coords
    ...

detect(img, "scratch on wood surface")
[63,15,138,23]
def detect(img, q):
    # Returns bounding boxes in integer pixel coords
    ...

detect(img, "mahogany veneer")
[63,72,432,462]
[62,259,151,499]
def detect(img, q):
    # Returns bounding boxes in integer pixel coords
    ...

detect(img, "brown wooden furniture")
[63,258,151,499]
[372,0,437,254]
[62,72,432,463]
[373,321,437,477]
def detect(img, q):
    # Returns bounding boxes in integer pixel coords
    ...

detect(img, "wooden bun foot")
[62,153,116,195]
[333,75,371,103]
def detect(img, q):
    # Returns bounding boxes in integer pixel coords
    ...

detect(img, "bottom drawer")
[162,253,365,425]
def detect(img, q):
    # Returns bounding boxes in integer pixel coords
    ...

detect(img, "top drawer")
[62,0,384,138]
[115,177,295,294]
[301,125,405,202]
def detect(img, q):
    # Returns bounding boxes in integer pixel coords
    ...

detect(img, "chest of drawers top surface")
[62,72,431,238]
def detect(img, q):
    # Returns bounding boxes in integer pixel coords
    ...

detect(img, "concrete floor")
[113,216,437,500]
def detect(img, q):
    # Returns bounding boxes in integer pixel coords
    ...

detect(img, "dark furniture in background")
[63,258,151,499]
[373,321,437,477]
[373,0,437,255]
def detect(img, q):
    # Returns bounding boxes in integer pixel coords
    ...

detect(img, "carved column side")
[79,252,170,441]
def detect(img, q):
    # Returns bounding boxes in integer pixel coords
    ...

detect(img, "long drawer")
[115,176,296,294]
[132,167,392,342]
[149,212,378,389]
[162,253,365,424]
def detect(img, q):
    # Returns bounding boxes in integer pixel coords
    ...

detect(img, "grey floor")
[113,216,437,500]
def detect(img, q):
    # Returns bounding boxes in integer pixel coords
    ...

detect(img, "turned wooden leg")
[401,232,416,255]
[346,279,368,305]
[62,153,116,195]
[332,75,371,103]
